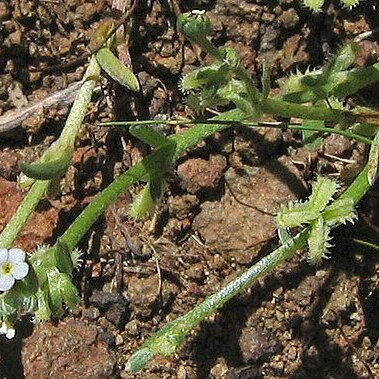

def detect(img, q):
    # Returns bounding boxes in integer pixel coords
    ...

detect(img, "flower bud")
[221,47,240,69]
[176,10,211,43]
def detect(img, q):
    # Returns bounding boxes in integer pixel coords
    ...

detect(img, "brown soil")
[0,0,379,378]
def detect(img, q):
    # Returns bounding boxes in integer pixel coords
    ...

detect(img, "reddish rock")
[0,177,60,251]
[22,319,116,379]
[193,156,306,264]
[177,155,227,194]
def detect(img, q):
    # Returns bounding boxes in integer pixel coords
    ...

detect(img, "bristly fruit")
[303,0,362,12]
[176,10,211,44]
[276,175,356,264]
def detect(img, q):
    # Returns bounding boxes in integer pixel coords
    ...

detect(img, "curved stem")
[59,109,245,250]
[0,180,51,248]
[126,230,309,372]
[0,57,100,249]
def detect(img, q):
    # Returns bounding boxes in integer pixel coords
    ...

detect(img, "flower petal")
[8,248,25,263]
[12,262,29,280]
[0,323,15,339]
[5,327,15,339]
[0,275,15,291]
[0,249,8,263]
[0,322,8,335]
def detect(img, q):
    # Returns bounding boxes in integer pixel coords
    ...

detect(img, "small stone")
[98,331,116,348]
[362,336,371,349]
[115,334,124,346]
[168,194,199,220]
[177,365,187,379]
[210,359,228,377]
[21,108,45,134]
[82,306,100,320]
[193,157,305,263]
[287,346,298,361]
[323,134,354,158]
[105,303,129,328]
[0,1,10,19]
[211,254,228,271]
[184,263,205,282]
[275,310,284,322]
[8,30,22,45]
[127,275,159,318]
[278,9,299,29]
[89,290,127,310]
[0,150,20,180]
[75,2,98,23]
[177,155,227,194]
[239,328,280,362]
[57,37,72,55]
[22,319,116,378]
[124,320,139,336]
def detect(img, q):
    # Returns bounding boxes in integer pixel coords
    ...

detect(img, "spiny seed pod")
[221,47,240,69]
[128,183,156,220]
[176,10,211,43]
[322,198,357,227]
[307,217,332,265]
[303,0,325,12]
[328,43,358,74]
[307,176,340,213]
[341,0,361,8]
[303,0,362,12]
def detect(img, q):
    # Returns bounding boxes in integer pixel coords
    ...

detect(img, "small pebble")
[82,306,100,320]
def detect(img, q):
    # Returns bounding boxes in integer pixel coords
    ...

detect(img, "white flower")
[0,321,15,339]
[0,248,29,292]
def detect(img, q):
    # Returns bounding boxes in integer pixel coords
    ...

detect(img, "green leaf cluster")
[0,242,81,329]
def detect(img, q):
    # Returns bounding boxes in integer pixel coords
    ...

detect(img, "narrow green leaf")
[47,270,79,316]
[54,240,74,276]
[96,47,140,92]
[20,155,71,180]
[130,125,168,147]
[326,43,357,75]
[302,120,324,149]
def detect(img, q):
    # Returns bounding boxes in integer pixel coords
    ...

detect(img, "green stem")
[333,63,379,98]
[339,165,371,205]
[261,98,352,123]
[0,180,51,248]
[0,57,101,249]
[269,123,372,144]
[102,119,373,145]
[125,148,377,372]
[60,162,145,251]
[126,230,309,372]
[194,33,361,123]
[352,238,379,251]
[59,109,245,251]
[47,57,101,151]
